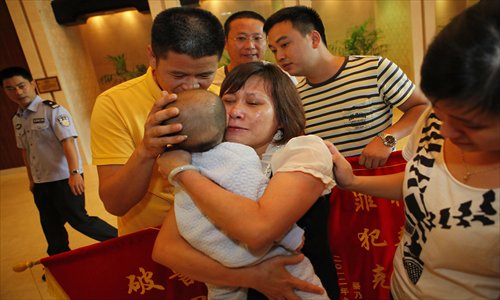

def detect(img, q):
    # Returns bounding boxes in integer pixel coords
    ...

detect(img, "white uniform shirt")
[13,96,81,183]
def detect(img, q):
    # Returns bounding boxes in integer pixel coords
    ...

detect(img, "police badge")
[57,115,71,127]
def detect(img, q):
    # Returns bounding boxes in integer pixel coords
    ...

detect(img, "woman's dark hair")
[420,0,500,115]
[220,62,305,145]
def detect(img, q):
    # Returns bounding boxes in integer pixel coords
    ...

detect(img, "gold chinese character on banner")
[126,267,165,295]
[358,228,388,251]
[333,255,349,285]
[340,286,350,298]
[170,271,196,286]
[395,225,404,246]
[353,192,377,212]
[390,199,401,207]
[352,282,363,299]
[191,297,207,300]
[372,264,390,289]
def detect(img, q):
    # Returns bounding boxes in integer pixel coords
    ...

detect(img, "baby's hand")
[295,236,305,253]
[157,150,192,179]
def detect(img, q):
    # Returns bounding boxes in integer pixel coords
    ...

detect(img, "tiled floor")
[0,165,117,300]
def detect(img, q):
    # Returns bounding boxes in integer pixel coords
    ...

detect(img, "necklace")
[461,151,500,182]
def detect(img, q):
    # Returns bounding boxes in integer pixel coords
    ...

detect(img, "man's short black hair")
[151,7,225,60]
[264,6,327,46]
[0,67,33,86]
[224,10,266,38]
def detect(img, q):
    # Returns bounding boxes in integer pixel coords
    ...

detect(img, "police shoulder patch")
[42,100,60,109]
[57,115,71,127]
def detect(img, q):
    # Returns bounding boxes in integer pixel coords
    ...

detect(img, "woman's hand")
[251,254,324,299]
[157,149,192,179]
[324,141,355,189]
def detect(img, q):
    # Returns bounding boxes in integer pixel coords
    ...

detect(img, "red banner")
[40,152,406,299]
[328,151,407,300]
[41,228,207,300]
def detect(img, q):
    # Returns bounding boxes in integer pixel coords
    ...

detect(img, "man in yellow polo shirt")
[90,7,225,235]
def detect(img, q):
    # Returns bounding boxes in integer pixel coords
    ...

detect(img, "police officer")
[1,67,117,257]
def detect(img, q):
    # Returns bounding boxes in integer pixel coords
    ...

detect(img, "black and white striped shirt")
[297,56,415,157]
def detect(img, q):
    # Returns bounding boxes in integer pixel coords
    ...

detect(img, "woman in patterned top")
[328,1,500,299]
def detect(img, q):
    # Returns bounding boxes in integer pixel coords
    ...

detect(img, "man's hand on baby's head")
[159,91,179,122]
[158,92,189,151]
[140,92,186,159]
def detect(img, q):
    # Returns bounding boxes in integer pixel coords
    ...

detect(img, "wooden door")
[0,0,28,169]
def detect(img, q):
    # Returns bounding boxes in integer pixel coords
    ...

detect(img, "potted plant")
[99,54,147,86]
[330,20,388,56]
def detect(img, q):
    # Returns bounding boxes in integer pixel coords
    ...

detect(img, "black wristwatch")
[377,132,397,148]
[70,169,80,176]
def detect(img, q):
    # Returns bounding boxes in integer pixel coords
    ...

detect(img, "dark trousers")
[297,194,339,299]
[248,195,340,299]
[33,177,117,256]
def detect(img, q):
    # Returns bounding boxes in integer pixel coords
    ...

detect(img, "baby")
[164,89,328,299]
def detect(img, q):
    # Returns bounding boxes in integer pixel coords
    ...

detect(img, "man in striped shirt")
[264,6,429,168]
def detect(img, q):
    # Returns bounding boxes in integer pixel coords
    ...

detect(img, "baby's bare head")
[164,89,226,152]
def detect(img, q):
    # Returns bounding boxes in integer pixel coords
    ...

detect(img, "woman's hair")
[220,62,305,145]
[420,0,500,115]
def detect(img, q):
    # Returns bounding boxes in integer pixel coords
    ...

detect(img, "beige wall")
[375,1,413,80]
[311,0,422,83]
[80,11,152,91]
[435,0,479,31]
[6,0,100,164]
[312,0,374,50]
[6,0,472,166]
[5,0,153,164]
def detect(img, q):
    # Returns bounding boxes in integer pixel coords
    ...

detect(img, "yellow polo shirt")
[91,67,219,235]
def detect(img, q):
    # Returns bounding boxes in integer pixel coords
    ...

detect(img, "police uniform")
[13,96,117,256]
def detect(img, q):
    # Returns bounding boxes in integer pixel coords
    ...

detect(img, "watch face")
[385,135,396,147]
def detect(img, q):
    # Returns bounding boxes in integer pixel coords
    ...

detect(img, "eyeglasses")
[230,35,265,45]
